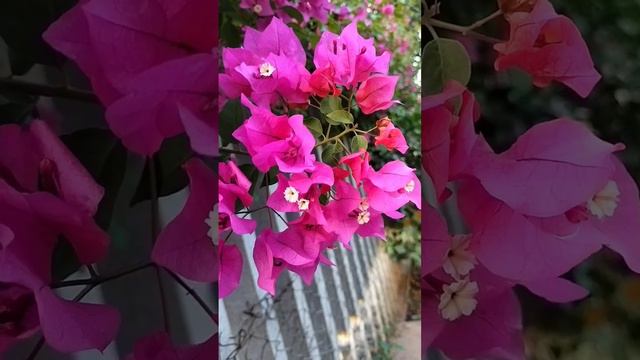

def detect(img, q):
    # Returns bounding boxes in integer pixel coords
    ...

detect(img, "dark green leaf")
[219,99,248,146]
[304,116,323,137]
[423,38,471,95]
[321,142,340,166]
[326,110,353,125]
[320,96,342,114]
[351,135,368,151]
[281,6,304,24]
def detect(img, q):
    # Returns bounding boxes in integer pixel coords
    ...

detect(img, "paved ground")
[391,320,421,359]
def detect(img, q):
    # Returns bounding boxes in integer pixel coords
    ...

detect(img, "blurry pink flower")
[355,75,399,114]
[0,181,118,354]
[305,65,340,98]
[240,0,274,16]
[152,159,219,283]
[44,0,216,155]
[423,268,524,359]
[381,4,394,16]
[374,117,409,154]
[422,81,480,202]
[314,22,390,87]
[233,95,316,173]
[126,331,217,360]
[494,0,601,97]
[295,0,333,24]
[339,150,370,185]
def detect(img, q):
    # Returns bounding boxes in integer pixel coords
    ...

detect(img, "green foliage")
[423,38,471,95]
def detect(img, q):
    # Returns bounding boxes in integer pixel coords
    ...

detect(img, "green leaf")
[320,96,342,114]
[281,6,304,24]
[351,135,368,151]
[394,244,406,255]
[61,128,127,230]
[219,99,248,146]
[423,38,471,95]
[321,142,340,166]
[304,117,323,137]
[131,134,192,205]
[326,110,353,125]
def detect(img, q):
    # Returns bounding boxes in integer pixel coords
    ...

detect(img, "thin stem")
[0,77,99,103]
[51,262,155,289]
[269,208,288,224]
[220,148,249,156]
[149,156,171,334]
[25,338,45,360]
[308,102,322,111]
[426,22,439,40]
[265,173,274,229]
[464,9,503,34]
[235,206,267,214]
[164,269,215,319]
[315,128,354,148]
[428,18,503,43]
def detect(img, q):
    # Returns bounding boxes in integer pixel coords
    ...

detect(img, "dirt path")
[391,320,421,359]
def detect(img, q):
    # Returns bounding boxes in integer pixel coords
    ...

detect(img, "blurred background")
[427,0,640,358]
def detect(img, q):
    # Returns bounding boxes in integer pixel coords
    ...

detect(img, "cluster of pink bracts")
[423,1,640,358]
[218,17,420,298]
[1,0,217,357]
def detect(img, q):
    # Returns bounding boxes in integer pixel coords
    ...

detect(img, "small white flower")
[284,186,299,203]
[404,180,415,193]
[259,62,276,77]
[358,198,369,212]
[442,234,477,279]
[253,4,263,13]
[357,211,370,225]
[438,278,479,321]
[204,209,218,245]
[297,199,310,211]
[587,181,620,219]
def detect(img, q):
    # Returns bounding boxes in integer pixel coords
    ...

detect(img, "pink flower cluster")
[44,0,216,156]
[240,0,333,25]
[219,19,419,297]
[423,3,639,357]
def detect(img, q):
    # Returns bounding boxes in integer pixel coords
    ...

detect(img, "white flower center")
[587,181,620,219]
[404,180,415,193]
[438,278,479,321]
[442,234,477,279]
[297,199,310,211]
[357,211,370,225]
[358,198,369,212]
[284,186,299,203]
[204,209,218,245]
[253,4,263,13]
[259,62,276,77]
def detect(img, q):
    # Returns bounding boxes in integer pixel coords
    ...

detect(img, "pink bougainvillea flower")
[423,267,523,360]
[314,22,390,87]
[324,180,385,246]
[253,228,334,294]
[233,95,316,173]
[220,17,310,107]
[468,118,624,218]
[457,178,601,282]
[339,150,370,185]
[240,0,274,16]
[179,105,218,157]
[355,75,399,114]
[126,331,217,360]
[0,121,108,263]
[374,117,409,154]
[289,0,333,24]
[494,0,601,97]
[152,159,218,283]
[219,240,243,299]
[362,160,421,217]
[304,65,340,98]
[422,81,479,202]
[106,54,216,155]
[218,160,256,235]
[381,4,395,16]
[0,180,118,354]
[44,0,216,155]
